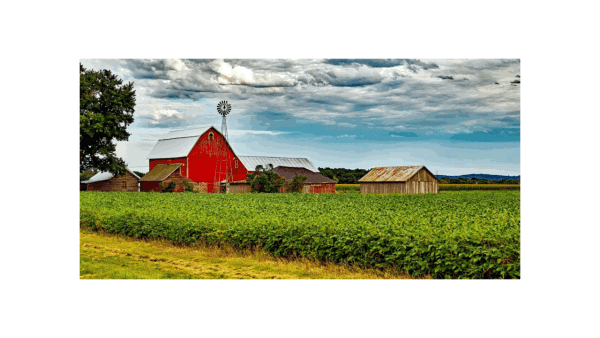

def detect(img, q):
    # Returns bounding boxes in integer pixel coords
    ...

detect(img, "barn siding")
[140,181,161,192]
[408,168,437,182]
[187,127,248,185]
[228,183,251,193]
[360,181,438,194]
[310,184,335,194]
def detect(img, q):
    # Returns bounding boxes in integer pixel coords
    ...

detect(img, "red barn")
[146,126,247,193]
[145,126,325,193]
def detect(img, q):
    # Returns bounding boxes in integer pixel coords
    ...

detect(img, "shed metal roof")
[139,163,183,182]
[82,169,140,184]
[358,166,439,182]
[147,126,214,159]
[238,156,318,172]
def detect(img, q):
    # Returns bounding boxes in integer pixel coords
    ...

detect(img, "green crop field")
[80,191,520,279]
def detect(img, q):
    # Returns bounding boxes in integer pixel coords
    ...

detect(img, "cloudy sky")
[80,59,520,175]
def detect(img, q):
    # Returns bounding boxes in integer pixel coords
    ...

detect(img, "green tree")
[284,173,307,193]
[80,169,98,182]
[133,171,146,178]
[246,164,285,193]
[80,63,136,176]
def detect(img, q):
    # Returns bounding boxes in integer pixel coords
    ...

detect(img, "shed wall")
[360,181,438,194]
[408,169,438,182]
[278,184,335,193]
[310,184,335,194]
[228,183,251,193]
[140,181,161,192]
[86,171,139,192]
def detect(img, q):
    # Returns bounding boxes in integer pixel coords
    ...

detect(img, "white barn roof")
[82,169,140,184]
[238,156,318,172]
[147,126,214,160]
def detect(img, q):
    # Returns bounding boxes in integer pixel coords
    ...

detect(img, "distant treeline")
[318,168,369,184]
[440,177,520,185]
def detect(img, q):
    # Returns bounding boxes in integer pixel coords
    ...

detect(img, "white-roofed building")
[81,169,140,192]
[238,156,318,173]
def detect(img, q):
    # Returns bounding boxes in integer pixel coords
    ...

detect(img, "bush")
[182,180,196,192]
[80,170,97,182]
[159,181,177,192]
[283,173,307,193]
[246,164,285,193]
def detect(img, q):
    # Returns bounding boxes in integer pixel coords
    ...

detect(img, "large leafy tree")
[80,63,136,176]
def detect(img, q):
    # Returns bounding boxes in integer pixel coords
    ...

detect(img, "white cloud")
[149,109,185,124]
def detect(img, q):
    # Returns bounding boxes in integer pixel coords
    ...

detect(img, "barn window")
[122,181,127,189]
[235,159,238,169]
[209,132,214,143]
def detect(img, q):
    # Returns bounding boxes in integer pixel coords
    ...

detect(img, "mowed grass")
[80,229,423,279]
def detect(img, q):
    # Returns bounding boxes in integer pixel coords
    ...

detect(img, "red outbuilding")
[139,163,199,192]
[272,166,336,193]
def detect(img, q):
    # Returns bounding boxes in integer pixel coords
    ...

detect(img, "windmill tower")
[218,100,231,141]
[214,101,232,192]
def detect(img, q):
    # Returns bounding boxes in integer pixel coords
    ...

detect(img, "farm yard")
[80,190,520,279]
[79,61,521,280]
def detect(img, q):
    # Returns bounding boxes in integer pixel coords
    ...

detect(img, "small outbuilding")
[139,163,198,192]
[273,166,337,193]
[358,166,439,194]
[81,169,140,192]
[225,166,336,193]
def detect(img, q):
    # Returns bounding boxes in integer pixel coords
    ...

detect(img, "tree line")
[439,177,520,184]
[318,167,369,184]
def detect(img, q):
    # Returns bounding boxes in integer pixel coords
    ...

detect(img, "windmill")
[214,101,232,192]
[217,100,231,141]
